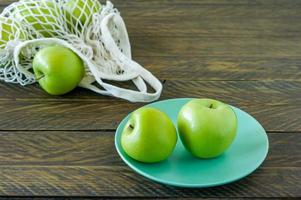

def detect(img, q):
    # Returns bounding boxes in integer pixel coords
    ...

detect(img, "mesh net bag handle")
[88,12,162,102]
[71,0,162,102]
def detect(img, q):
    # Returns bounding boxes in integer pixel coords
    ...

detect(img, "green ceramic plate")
[115,98,269,188]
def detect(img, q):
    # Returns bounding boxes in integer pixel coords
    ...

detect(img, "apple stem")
[129,124,134,129]
[209,104,213,109]
[36,75,45,81]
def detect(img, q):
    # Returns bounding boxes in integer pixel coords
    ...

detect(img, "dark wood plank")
[0,166,299,197]
[0,0,16,6]
[0,100,131,131]
[121,5,301,38]
[0,131,299,168]
[143,57,301,81]
[0,131,120,166]
[0,100,300,132]
[0,80,300,131]
[161,80,301,106]
[1,58,301,83]
[1,80,300,103]
[129,36,301,59]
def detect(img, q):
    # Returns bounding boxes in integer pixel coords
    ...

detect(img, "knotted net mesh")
[0,0,162,102]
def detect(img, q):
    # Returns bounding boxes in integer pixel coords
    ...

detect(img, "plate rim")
[115,98,269,188]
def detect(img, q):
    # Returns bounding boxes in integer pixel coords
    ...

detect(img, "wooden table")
[0,0,300,199]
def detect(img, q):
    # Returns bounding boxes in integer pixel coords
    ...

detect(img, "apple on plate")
[33,45,85,95]
[177,99,237,159]
[121,107,177,163]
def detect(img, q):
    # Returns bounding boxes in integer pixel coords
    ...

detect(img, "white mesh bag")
[0,0,162,102]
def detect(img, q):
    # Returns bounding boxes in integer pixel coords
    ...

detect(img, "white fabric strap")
[97,13,162,102]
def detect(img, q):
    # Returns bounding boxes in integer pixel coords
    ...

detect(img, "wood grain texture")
[138,57,301,81]
[0,166,300,197]
[121,5,301,38]
[0,80,300,131]
[0,131,299,168]
[128,36,301,59]
[0,100,300,132]
[1,57,301,83]
[0,0,300,198]
[161,80,301,106]
[1,80,300,103]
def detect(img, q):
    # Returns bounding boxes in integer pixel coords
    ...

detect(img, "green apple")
[33,45,85,95]
[64,0,102,26]
[13,0,61,37]
[0,16,24,48]
[177,99,237,159]
[121,107,177,163]
[0,17,14,48]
